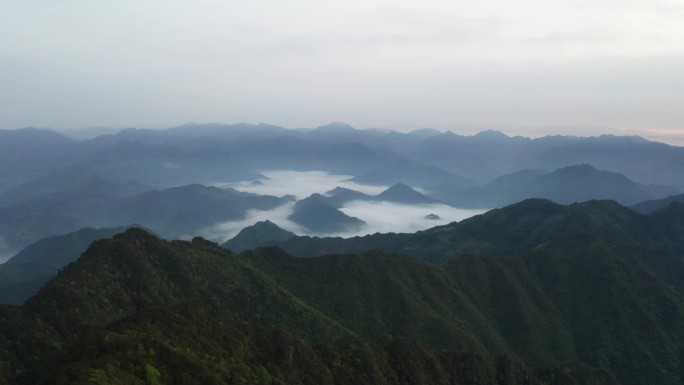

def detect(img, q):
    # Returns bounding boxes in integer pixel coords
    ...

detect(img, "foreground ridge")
[0,198,683,384]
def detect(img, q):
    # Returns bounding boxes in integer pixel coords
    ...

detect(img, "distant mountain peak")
[315,122,355,131]
[222,220,296,252]
[289,194,365,233]
[387,182,412,190]
[326,186,353,195]
[473,129,509,139]
[325,186,363,197]
[297,193,331,206]
[439,131,460,139]
[555,164,598,173]
[408,128,442,138]
[376,183,439,204]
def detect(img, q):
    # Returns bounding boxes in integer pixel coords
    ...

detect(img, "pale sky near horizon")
[1,0,683,141]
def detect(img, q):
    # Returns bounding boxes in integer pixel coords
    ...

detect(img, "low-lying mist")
[202,170,489,243]
[339,201,486,235]
[219,170,387,199]
[200,200,487,243]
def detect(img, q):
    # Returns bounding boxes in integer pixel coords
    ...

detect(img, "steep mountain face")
[0,220,681,384]
[449,165,679,208]
[288,194,365,234]
[222,220,296,252]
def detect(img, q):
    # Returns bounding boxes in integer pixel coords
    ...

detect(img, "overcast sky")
[1,0,683,141]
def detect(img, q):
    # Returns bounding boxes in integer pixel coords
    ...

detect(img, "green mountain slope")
[275,198,680,264]
[222,220,297,252]
[1,198,683,384]
[27,304,612,385]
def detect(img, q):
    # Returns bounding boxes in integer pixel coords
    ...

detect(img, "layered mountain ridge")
[0,199,682,384]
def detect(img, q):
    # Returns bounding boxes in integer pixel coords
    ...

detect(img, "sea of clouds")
[202,170,488,243]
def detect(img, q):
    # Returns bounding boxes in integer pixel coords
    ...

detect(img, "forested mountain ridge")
[273,198,684,265]
[0,197,682,384]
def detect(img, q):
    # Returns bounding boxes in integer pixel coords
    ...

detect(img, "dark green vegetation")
[1,199,683,384]
[0,226,137,305]
[274,198,684,264]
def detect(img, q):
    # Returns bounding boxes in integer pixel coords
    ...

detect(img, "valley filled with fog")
[202,170,487,242]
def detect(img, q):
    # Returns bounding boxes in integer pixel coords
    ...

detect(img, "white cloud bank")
[201,170,488,243]
[219,170,388,200]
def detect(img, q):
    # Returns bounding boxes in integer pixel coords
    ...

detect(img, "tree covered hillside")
[0,201,682,385]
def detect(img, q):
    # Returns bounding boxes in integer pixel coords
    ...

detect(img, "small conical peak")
[112,227,160,242]
[384,182,414,192]
[252,220,279,228]
[315,122,355,131]
[326,186,357,196]
[551,164,599,176]
[473,129,509,139]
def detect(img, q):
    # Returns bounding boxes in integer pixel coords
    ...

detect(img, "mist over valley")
[201,170,487,242]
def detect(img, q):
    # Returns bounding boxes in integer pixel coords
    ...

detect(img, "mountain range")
[0,183,291,255]
[5,123,684,193]
[448,164,680,208]
[1,198,683,384]
[2,123,684,384]
[2,123,683,252]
